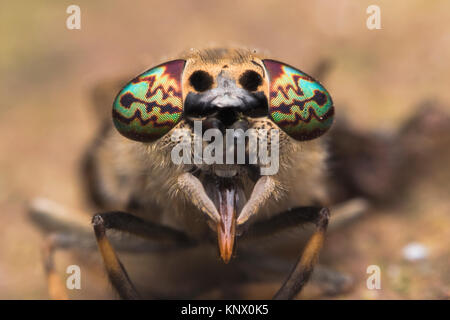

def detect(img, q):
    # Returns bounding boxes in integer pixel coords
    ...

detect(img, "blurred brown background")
[0,0,449,299]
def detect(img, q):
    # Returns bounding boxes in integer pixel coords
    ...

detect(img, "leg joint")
[317,207,330,231]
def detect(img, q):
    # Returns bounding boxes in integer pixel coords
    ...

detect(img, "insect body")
[35,48,336,299]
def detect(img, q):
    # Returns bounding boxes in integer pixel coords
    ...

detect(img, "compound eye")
[112,60,185,142]
[262,59,334,141]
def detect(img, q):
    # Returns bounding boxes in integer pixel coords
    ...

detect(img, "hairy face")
[111,48,334,262]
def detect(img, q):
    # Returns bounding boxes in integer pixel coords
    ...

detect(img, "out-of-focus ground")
[0,0,449,299]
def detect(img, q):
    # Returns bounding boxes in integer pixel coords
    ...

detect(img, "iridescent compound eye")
[262,59,334,141]
[112,60,186,142]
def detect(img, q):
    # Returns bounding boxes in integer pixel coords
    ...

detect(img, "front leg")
[240,206,330,300]
[92,211,196,300]
[92,214,139,300]
[274,207,329,299]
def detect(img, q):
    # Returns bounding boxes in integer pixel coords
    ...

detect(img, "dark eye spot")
[239,70,262,91]
[189,70,213,92]
[314,90,327,106]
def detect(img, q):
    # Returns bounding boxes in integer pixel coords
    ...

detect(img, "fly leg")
[91,211,196,299]
[239,206,330,299]
[29,199,196,300]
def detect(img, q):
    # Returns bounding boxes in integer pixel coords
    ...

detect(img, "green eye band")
[112,60,186,142]
[262,59,334,141]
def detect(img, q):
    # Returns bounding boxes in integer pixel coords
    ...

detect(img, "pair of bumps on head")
[112,58,334,143]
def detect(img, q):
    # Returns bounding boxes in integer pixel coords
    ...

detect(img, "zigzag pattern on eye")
[118,89,182,116]
[270,71,332,125]
[113,60,185,142]
[275,105,334,128]
[270,74,310,101]
[132,75,182,102]
[270,90,329,122]
[114,68,183,127]
[112,108,176,127]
